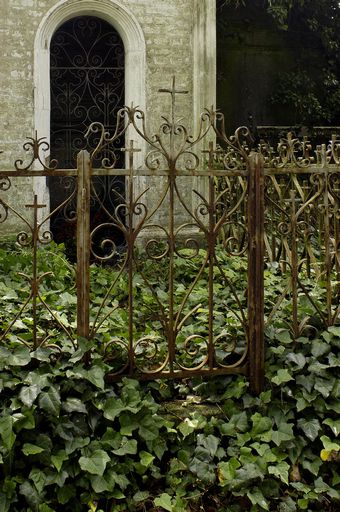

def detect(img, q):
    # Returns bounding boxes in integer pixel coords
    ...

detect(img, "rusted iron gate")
[0,81,339,394]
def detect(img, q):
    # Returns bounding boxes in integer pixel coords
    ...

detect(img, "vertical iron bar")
[25,195,46,350]
[247,152,264,395]
[323,173,332,325]
[31,196,39,350]
[127,167,134,374]
[202,141,217,370]
[208,177,215,369]
[290,189,299,339]
[334,184,340,311]
[168,172,175,375]
[122,141,141,372]
[280,178,287,273]
[76,150,91,342]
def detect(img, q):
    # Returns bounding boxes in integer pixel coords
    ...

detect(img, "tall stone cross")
[159,76,188,128]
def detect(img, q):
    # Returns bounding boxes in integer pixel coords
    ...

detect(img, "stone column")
[193,0,216,123]
[191,0,216,233]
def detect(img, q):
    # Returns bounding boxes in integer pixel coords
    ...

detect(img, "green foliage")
[219,0,340,125]
[0,245,339,511]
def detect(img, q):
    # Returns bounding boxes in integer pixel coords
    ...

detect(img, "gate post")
[76,150,91,341]
[247,152,265,394]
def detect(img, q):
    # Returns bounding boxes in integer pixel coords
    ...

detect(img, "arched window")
[50,16,124,166]
[49,16,125,251]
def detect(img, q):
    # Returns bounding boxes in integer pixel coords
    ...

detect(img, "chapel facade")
[0,0,216,235]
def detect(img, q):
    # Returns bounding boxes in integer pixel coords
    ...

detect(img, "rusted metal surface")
[247,152,265,395]
[76,150,91,341]
[0,79,339,393]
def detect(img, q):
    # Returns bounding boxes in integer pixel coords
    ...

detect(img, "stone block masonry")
[0,0,215,235]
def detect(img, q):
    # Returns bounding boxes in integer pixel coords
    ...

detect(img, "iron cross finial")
[25,194,46,210]
[121,139,141,169]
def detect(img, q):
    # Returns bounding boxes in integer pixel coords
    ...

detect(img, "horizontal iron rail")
[0,164,340,178]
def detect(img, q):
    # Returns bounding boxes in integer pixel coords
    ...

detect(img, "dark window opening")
[49,16,125,259]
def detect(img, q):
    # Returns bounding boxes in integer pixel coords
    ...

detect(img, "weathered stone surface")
[0,0,194,158]
[0,0,215,235]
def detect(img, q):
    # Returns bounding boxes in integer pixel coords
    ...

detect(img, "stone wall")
[0,0,195,157]
[0,0,214,235]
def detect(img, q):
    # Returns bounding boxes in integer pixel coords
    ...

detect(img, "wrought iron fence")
[0,78,339,394]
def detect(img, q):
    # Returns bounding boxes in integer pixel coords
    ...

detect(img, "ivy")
[0,244,339,510]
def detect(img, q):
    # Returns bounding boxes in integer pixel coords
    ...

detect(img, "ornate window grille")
[49,16,125,252]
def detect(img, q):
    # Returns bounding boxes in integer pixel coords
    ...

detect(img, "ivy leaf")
[31,347,54,362]
[103,397,124,421]
[178,419,195,438]
[286,352,306,369]
[140,451,155,467]
[19,384,41,407]
[271,369,294,385]
[0,416,16,450]
[323,418,340,437]
[247,488,269,510]
[320,435,340,452]
[51,450,68,472]
[302,457,322,476]
[297,418,321,441]
[314,377,334,398]
[147,437,167,460]
[39,387,61,416]
[57,485,76,505]
[90,475,109,493]
[278,496,298,512]
[271,423,294,446]
[268,461,290,485]
[276,330,293,345]
[154,493,173,512]
[217,458,240,485]
[296,397,308,412]
[69,338,93,363]
[86,366,105,390]
[251,413,272,437]
[189,457,216,484]
[66,365,106,389]
[12,410,35,431]
[9,346,31,366]
[0,493,10,512]
[328,326,340,337]
[22,443,45,456]
[198,434,219,457]
[107,470,130,490]
[133,491,150,503]
[39,505,54,512]
[29,468,47,494]
[65,436,90,454]
[19,481,40,508]
[112,437,137,456]
[62,398,87,414]
[138,415,159,441]
[119,412,139,435]
[111,489,125,499]
[311,340,330,358]
[79,449,110,476]
[235,463,264,485]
